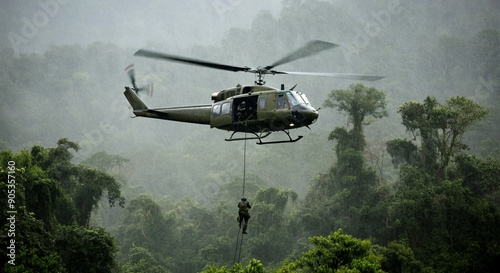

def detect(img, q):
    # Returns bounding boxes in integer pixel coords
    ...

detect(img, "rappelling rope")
[242,134,247,197]
[233,136,248,264]
[238,232,244,263]
[233,227,241,263]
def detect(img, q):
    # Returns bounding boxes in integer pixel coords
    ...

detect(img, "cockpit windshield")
[287,91,311,106]
[297,91,311,105]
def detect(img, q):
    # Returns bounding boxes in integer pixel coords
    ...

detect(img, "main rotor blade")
[275,71,385,81]
[134,49,249,72]
[265,40,339,70]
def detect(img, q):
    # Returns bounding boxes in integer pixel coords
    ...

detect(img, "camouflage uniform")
[238,197,251,234]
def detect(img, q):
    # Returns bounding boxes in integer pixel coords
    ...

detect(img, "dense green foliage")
[1,1,499,272]
[278,229,383,273]
[0,140,124,273]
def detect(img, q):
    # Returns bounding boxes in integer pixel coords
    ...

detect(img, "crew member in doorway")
[238,197,251,234]
[236,101,247,121]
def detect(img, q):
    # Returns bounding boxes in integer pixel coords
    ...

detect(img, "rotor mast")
[253,67,269,85]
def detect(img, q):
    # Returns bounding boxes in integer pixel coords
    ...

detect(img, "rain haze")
[1,0,283,52]
[1,1,499,272]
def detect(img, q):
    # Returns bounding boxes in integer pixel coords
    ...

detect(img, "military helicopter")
[124,40,383,144]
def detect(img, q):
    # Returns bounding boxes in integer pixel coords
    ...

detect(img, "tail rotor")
[125,64,153,97]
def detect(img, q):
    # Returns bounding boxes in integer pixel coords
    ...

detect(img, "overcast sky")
[1,0,283,54]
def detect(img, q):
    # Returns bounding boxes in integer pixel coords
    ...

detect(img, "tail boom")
[123,87,211,125]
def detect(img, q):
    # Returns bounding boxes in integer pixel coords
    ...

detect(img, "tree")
[323,84,387,211]
[122,244,170,273]
[29,139,127,227]
[200,258,264,273]
[323,83,388,151]
[302,83,388,237]
[377,241,433,273]
[73,167,125,227]
[50,138,80,164]
[388,95,499,272]
[396,96,489,181]
[277,229,383,273]
[81,151,129,172]
[54,225,119,273]
[0,162,64,272]
[246,188,298,264]
[386,138,419,169]
[117,194,177,268]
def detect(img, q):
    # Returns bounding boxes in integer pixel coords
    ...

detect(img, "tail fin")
[124,87,148,111]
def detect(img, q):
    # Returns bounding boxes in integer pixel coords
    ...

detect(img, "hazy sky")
[1,0,283,54]
[1,0,498,199]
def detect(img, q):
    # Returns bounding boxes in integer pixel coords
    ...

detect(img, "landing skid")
[225,131,303,145]
[256,131,303,145]
[225,132,271,142]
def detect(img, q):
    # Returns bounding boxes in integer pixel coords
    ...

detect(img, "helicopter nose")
[304,110,319,124]
[293,109,318,125]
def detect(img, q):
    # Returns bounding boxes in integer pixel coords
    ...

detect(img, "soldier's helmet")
[241,197,247,201]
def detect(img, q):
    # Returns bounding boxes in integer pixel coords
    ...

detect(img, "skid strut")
[225,131,302,144]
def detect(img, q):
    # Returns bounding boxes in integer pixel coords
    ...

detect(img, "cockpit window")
[221,102,230,115]
[212,104,221,116]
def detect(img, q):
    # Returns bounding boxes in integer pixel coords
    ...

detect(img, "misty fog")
[1,1,499,271]
[2,0,498,200]
[2,0,499,198]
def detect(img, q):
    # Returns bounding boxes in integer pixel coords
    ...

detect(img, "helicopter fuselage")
[124,84,318,135]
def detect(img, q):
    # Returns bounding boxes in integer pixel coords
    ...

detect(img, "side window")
[277,94,286,109]
[212,104,221,116]
[221,102,231,115]
[258,97,266,109]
